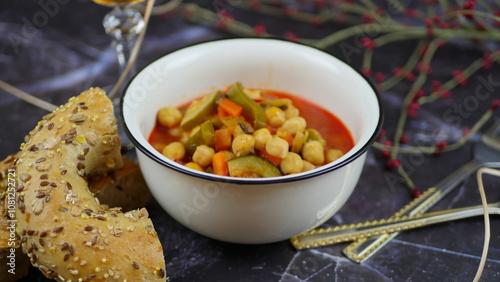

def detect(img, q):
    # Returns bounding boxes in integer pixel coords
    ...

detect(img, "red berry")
[310,17,324,27]
[284,31,299,42]
[400,135,410,144]
[360,37,376,49]
[375,72,385,83]
[393,67,405,77]
[491,99,500,111]
[463,127,471,136]
[386,159,401,169]
[361,67,372,77]
[249,0,261,10]
[252,24,267,37]
[483,52,492,69]
[405,72,415,82]
[452,70,467,86]
[381,150,390,158]
[411,188,422,198]
[432,80,442,91]
[434,141,448,155]
[440,90,451,98]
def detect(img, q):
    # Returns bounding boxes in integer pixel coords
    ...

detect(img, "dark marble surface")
[1,1,500,281]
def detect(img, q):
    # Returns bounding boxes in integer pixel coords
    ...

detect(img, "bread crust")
[1,153,154,280]
[11,88,165,281]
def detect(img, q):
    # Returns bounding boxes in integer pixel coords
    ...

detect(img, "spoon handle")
[291,203,496,250]
[342,158,484,262]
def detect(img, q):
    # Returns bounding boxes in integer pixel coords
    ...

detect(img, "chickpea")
[185,162,204,171]
[253,128,272,151]
[180,132,189,143]
[233,125,246,137]
[168,126,184,138]
[280,152,304,174]
[302,160,316,172]
[284,104,299,119]
[265,136,289,158]
[162,142,185,161]
[302,140,325,165]
[193,145,215,167]
[232,134,255,157]
[157,107,182,128]
[265,106,286,127]
[326,149,344,163]
[281,116,307,135]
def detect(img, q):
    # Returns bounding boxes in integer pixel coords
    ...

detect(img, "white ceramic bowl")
[122,38,382,244]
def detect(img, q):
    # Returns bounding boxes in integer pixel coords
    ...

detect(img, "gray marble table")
[1,1,499,281]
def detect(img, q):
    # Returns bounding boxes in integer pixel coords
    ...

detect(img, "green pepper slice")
[228,155,282,178]
[260,98,292,110]
[184,121,215,156]
[306,128,326,147]
[180,91,219,131]
[227,82,266,129]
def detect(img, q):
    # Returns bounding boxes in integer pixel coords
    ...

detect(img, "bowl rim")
[121,37,384,185]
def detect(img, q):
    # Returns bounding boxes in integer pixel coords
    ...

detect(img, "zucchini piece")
[180,91,219,131]
[228,155,282,178]
[227,82,266,129]
[184,121,215,156]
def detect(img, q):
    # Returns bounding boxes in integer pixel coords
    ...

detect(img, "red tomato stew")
[148,82,354,178]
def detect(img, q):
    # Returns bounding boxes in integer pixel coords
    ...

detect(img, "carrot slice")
[217,106,229,118]
[213,151,229,176]
[219,98,243,117]
[276,128,293,147]
[258,148,282,167]
[215,128,232,152]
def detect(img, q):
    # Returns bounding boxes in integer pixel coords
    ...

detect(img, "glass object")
[92,0,146,149]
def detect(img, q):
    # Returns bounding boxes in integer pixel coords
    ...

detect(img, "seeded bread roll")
[1,153,153,280]
[14,88,166,281]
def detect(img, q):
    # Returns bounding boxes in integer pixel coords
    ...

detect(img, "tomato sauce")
[149,89,354,155]
[265,90,354,154]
